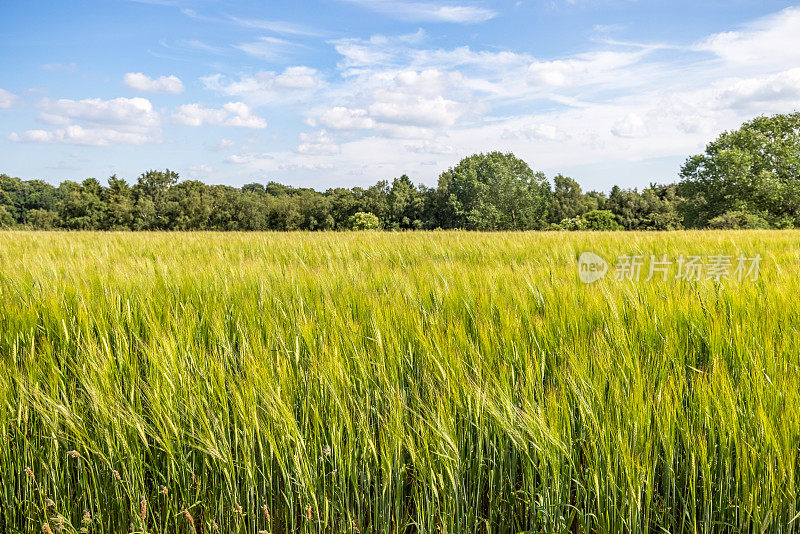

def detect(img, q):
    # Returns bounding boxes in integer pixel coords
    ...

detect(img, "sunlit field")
[1,231,799,534]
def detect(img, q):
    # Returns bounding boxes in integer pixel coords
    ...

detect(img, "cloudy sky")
[1,0,799,190]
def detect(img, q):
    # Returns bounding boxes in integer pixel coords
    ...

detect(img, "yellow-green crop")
[1,230,799,533]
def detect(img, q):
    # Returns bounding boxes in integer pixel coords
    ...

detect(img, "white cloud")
[339,0,496,23]
[173,102,267,129]
[225,153,255,165]
[332,38,397,69]
[318,107,376,130]
[285,6,800,186]
[527,51,646,89]
[404,139,457,154]
[369,94,462,127]
[187,164,213,175]
[275,66,320,89]
[503,123,568,142]
[611,113,647,138]
[297,130,340,155]
[715,68,800,111]
[208,138,236,151]
[10,96,162,145]
[41,63,77,72]
[280,162,335,171]
[14,5,800,188]
[227,15,323,37]
[124,72,185,94]
[173,104,226,126]
[697,6,800,70]
[0,88,17,108]
[235,36,305,61]
[202,66,322,104]
[37,97,160,129]
[9,126,154,146]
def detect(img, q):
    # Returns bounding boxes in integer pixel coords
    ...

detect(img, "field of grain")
[1,231,799,533]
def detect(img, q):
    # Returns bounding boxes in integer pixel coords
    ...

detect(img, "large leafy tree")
[57,178,107,230]
[105,175,135,229]
[133,169,180,229]
[606,184,682,230]
[437,152,551,230]
[679,112,800,228]
[548,174,598,224]
[388,175,424,229]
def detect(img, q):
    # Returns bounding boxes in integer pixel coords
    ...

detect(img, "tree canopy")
[437,152,550,230]
[3,113,800,231]
[679,112,800,228]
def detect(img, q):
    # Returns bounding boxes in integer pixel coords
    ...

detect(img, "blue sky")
[1,0,799,191]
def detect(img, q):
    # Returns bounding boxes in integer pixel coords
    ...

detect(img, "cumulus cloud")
[503,123,569,142]
[124,72,185,94]
[9,126,154,146]
[13,4,800,188]
[611,113,647,138]
[715,68,800,111]
[0,88,17,108]
[36,97,160,129]
[369,94,462,127]
[275,66,320,89]
[404,139,457,154]
[202,66,322,104]
[697,6,800,69]
[318,107,376,130]
[173,102,267,129]
[297,130,340,155]
[10,96,161,145]
[527,51,646,89]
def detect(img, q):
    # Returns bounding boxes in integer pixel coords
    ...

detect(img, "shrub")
[0,206,14,228]
[348,211,382,230]
[559,216,587,231]
[583,210,621,231]
[707,210,770,230]
[26,209,60,230]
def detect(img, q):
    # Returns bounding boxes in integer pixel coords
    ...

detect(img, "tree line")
[2,112,798,231]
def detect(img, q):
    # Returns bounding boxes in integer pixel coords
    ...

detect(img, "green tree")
[437,152,550,230]
[607,184,683,230]
[25,209,59,229]
[325,187,361,229]
[0,205,14,227]
[105,175,135,229]
[169,180,212,230]
[0,174,26,223]
[57,178,107,229]
[362,181,391,227]
[548,174,593,224]
[679,112,800,228]
[133,169,180,229]
[388,175,424,229]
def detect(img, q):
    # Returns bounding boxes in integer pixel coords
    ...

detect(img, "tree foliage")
[679,112,800,228]
[437,152,551,230]
[4,113,800,232]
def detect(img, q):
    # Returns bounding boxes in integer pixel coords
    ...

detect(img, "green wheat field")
[1,230,799,534]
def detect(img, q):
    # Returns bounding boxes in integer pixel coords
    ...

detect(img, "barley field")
[1,231,799,534]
